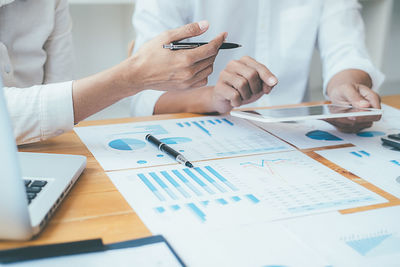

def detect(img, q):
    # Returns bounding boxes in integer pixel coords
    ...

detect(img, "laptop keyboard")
[24,179,48,204]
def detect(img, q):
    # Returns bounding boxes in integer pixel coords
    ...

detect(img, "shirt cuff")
[40,80,74,139]
[130,90,165,117]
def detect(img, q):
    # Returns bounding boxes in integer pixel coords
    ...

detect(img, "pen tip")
[186,162,194,168]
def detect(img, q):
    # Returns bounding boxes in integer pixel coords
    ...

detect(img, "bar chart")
[135,165,259,223]
[176,118,234,136]
[109,151,386,231]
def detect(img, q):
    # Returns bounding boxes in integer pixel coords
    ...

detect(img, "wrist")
[186,86,216,114]
[110,57,147,97]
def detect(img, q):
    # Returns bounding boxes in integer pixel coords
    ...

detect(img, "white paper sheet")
[108,151,386,234]
[317,146,400,198]
[161,222,330,267]
[283,206,400,267]
[75,115,293,171]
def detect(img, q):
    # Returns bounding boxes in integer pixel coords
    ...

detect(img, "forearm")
[326,69,372,97]
[72,62,141,123]
[154,86,215,114]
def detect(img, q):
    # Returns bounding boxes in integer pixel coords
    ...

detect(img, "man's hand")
[209,56,278,114]
[326,69,382,133]
[126,21,226,92]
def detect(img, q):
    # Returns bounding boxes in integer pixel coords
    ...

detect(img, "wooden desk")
[0,95,399,250]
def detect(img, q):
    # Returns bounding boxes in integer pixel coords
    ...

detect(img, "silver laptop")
[0,78,86,241]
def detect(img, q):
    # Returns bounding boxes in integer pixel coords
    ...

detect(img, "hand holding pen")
[163,42,241,50]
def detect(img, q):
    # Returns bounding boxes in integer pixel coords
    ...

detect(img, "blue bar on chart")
[161,171,190,198]
[176,122,184,128]
[184,122,191,127]
[194,167,227,193]
[192,121,211,136]
[245,194,260,204]
[231,196,241,202]
[204,166,239,191]
[350,151,362,158]
[187,203,206,222]
[215,119,222,124]
[138,174,166,201]
[222,118,234,126]
[171,205,181,211]
[208,120,216,125]
[200,120,205,125]
[183,168,215,195]
[155,207,166,213]
[149,172,178,200]
[359,150,370,156]
[172,169,203,196]
[216,198,228,205]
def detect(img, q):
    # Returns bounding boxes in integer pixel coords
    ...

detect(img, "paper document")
[160,221,330,267]
[317,146,400,198]
[283,206,400,267]
[75,116,293,171]
[108,151,386,234]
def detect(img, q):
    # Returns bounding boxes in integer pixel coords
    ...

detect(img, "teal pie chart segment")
[356,131,385,138]
[159,137,192,145]
[306,130,342,141]
[108,138,146,151]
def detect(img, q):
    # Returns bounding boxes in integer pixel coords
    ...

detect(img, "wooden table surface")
[0,95,398,250]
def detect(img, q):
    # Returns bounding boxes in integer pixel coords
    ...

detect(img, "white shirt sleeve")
[318,0,385,95]
[130,0,191,117]
[4,81,74,145]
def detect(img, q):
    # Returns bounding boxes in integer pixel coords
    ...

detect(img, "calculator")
[381,133,400,150]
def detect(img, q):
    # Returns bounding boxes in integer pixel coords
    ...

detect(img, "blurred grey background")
[68,0,400,120]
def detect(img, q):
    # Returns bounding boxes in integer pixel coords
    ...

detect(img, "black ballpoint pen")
[145,134,194,168]
[163,42,241,50]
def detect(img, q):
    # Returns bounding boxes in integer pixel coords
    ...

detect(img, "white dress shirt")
[130,0,384,117]
[0,0,74,144]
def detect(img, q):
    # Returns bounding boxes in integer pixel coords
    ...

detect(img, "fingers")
[186,32,227,62]
[240,56,278,92]
[338,84,371,108]
[186,64,214,88]
[325,117,374,133]
[359,85,381,109]
[165,21,209,43]
[227,60,263,96]
[216,82,243,107]
[189,55,216,77]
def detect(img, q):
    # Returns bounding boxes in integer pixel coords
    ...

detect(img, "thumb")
[345,84,371,108]
[165,21,209,43]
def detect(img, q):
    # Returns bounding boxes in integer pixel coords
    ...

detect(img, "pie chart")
[356,131,385,137]
[108,138,146,151]
[306,130,342,141]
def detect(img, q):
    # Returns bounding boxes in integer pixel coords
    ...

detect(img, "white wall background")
[69,0,400,120]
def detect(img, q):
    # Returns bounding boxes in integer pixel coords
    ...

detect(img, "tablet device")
[230,104,382,123]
